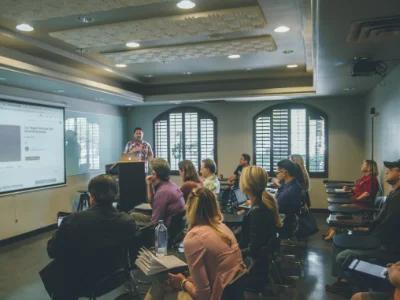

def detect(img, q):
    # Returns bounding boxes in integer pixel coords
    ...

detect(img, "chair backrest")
[168,210,186,245]
[221,257,254,300]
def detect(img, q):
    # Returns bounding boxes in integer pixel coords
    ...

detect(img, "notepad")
[135,247,187,276]
[334,189,347,193]
[134,203,152,211]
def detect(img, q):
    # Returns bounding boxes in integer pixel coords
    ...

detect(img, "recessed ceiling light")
[95,97,105,101]
[104,68,113,72]
[125,104,133,106]
[76,48,88,53]
[274,26,290,33]
[283,50,294,54]
[115,64,127,68]
[145,75,153,78]
[76,16,94,23]
[228,54,241,59]
[344,87,355,91]
[126,42,140,48]
[246,68,252,71]
[54,89,65,93]
[183,72,192,75]
[287,64,298,68]
[16,24,34,32]
[177,0,196,9]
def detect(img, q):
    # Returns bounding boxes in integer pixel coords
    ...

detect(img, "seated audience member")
[239,166,283,290]
[274,159,303,238]
[200,158,220,194]
[323,159,380,241]
[326,159,400,297]
[40,175,137,300]
[226,153,251,188]
[289,154,311,207]
[131,158,185,226]
[178,160,203,202]
[351,261,400,300]
[145,188,246,300]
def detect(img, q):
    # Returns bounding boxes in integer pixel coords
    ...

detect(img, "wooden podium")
[118,160,146,212]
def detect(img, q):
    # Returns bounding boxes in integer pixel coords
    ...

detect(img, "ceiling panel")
[103,35,276,64]
[1,0,177,22]
[49,6,267,48]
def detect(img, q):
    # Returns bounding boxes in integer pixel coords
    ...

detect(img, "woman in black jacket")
[239,166,283,290]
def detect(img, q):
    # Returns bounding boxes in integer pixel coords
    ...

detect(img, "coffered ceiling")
[0,0,399,106]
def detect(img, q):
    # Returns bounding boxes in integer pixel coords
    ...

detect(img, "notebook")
[327,215,363,225]
[135,247,187,276]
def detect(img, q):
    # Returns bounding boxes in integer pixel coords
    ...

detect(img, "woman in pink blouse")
[166,188,246,299]
[178,160,203,202]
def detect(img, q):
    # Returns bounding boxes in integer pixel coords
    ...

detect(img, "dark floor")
[0,213,348,300]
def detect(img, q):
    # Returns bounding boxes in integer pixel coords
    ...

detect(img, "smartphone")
[347,259,387,279]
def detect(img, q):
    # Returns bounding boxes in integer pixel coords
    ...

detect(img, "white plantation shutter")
[254,104,328,177]
[255,117,271,171]
[154,120,168,161]
[154,108,216,171]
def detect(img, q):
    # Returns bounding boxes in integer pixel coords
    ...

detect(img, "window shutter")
[65,118,75,131]
[154,119,168,161]
[169,113,183,171]
[290,109,307,165]
[184,112,199,169]
[309,118,326,172]
[272,109,289,167]
[88,123,100,170]
[255,117,271,171]
[200,118,215,166]
[77,118,87,165]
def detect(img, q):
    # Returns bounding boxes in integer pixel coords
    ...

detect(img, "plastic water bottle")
[155,220,168,257]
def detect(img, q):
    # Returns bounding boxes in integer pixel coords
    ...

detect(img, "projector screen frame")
[0,98,67,195]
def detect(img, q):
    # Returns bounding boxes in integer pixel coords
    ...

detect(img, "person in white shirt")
[200,158,220,194]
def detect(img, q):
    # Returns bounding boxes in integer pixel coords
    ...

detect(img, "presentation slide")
[0,100,66,194]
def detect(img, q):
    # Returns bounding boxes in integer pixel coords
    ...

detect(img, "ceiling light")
[228,54,241,59]
[177,0,196,9]
[344,87,355,91]
[104,68,113,73]
[274,26,290,33]
[54,89,65,93]
[246,68,252,71]
[287,64,298,68]
[183,72,192,75]
[16,24,34,32]
[159,60,171,64]
[283,50,294,54]
[115,64,127,68]
[126,42,140,48]
[76,48,88,53]
[76,16,94,23]
[95,97,105,101]
[145,75,153,78]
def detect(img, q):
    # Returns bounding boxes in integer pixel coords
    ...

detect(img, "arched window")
[253,103,328,177]
[153,107,217,172]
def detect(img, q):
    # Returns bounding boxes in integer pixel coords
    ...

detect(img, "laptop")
[119,153,139,162]
[57,212,71,227]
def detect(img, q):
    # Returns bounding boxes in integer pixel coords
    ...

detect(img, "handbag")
[295,206,319,238]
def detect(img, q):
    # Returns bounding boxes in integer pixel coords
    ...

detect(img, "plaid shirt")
[124,140,154,172]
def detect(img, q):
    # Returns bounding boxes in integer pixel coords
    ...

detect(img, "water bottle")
[155,220,168,257]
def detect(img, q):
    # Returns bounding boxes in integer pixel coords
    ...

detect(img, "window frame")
[253,103,329,178]
[153,107,218,175]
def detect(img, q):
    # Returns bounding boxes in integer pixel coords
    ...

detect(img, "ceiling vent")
[347,16,400,43]
[200,100,227,104]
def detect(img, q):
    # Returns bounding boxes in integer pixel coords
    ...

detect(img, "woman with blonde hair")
[239,166,282,290]
[178,160,203,202]
[289,154,311,207]
[160,188,245,300]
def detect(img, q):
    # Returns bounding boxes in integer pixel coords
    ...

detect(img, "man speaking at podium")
[124,127,154,174]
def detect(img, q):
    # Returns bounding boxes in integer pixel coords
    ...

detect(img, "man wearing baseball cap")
[326,159,400,296]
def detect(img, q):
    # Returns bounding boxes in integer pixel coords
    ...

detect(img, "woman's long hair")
[178,160,201,183]
[364,159,379,177]
[239,166,283,228]
[290,154,310,191]
[186,188,233,246]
